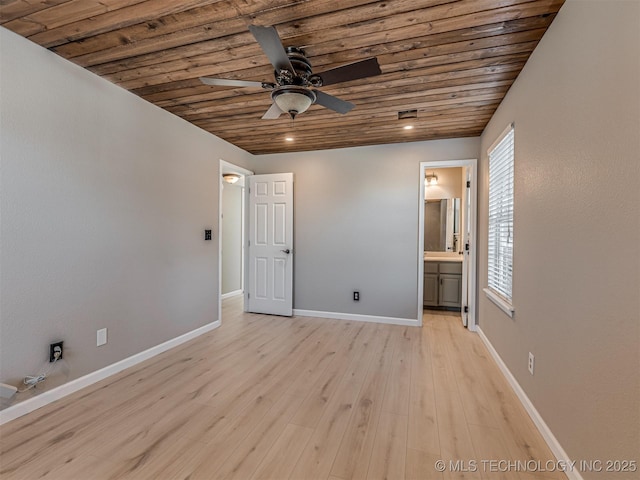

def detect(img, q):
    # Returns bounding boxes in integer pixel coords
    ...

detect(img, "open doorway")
[218,160,253,322]
[418,160,477,330]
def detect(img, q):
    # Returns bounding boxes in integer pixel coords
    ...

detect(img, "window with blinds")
[487,124,514,310]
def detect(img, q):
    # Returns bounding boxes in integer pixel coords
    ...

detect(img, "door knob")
[281,249,291,254]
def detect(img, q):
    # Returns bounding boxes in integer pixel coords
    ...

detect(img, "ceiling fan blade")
[313,90,355,115]
[316,57,381,86]
[261,102,284,120]
[248,25,294,73]
[199,77,264,88]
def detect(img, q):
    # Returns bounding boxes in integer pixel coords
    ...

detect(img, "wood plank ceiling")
[1,0,565,155]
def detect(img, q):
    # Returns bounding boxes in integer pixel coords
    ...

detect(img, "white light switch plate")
[97,328,108,347]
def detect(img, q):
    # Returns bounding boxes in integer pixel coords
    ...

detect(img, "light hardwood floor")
[0,298,565,480]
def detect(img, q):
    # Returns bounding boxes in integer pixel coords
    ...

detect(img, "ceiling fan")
[199,24,382,120]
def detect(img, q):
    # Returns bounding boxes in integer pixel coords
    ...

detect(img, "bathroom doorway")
[418,160,477,329]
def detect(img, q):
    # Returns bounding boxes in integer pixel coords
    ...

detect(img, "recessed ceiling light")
[403,125,414,130]
[285,137,294,142]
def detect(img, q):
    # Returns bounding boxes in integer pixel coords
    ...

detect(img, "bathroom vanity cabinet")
[424,260,462,308]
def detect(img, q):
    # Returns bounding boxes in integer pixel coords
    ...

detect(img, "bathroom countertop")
[424,255,464,262]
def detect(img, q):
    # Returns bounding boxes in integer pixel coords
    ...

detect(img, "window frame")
[484,123,515,318]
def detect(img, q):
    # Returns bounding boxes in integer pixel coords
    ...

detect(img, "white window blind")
[487,124,514,305]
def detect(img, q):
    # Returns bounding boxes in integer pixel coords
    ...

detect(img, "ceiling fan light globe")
[272,87,316,117]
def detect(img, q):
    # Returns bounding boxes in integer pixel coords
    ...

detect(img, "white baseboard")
[293,309,419,327]
[221,289,243,300]
[476,327,583,480]
[0,320,220,425]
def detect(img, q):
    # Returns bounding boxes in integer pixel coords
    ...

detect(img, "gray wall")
[221,183,243,295]
[249,138,479,320]
[0,27,252,405]
[478,0,639,474]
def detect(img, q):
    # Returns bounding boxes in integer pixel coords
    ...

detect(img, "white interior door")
[461,167,471,327]
[248,173,294,316]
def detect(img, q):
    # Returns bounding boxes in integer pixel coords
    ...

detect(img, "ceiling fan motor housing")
[271,47,320,118]
[277,47,323,87]
[283,47,312,82]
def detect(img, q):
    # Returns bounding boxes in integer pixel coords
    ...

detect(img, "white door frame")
[418,159,478,330]
[218,159,254,323]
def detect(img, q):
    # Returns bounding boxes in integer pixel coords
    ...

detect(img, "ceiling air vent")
[398,109,418,120]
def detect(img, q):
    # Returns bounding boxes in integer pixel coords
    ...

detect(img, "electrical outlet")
[97,328,108,347]
[50,341,63,362]
[0,383,18,399]
[528,352,535,375]
[353,291,360,301]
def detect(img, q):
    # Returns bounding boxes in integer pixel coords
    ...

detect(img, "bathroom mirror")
[424,198,461,252]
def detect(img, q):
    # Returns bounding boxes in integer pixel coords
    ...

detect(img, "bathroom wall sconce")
[425,174,438,186]
[223,173,241,184]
